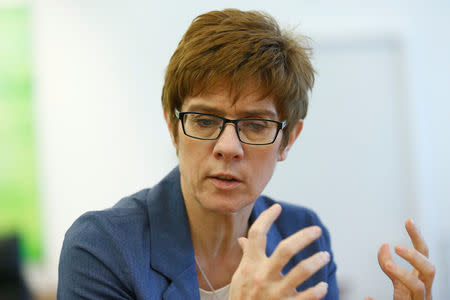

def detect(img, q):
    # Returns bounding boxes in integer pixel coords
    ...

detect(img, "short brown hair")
[162,8,315,148]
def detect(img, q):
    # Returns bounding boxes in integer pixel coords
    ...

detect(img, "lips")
[208,173,242,190]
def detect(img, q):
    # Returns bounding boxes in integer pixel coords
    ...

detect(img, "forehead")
[182,84,279,119]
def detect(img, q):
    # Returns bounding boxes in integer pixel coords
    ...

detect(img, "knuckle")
[237,263,250,277]
[248,226,263,239]
[299,260,316,275]
[252,273,267,289]
[297,288,322,300]
[412,281,425,296]
[266,293,279,300]
[231,272,240,284]
[425,263,436,279]
[277,240,296,259]
[312,290,324,300]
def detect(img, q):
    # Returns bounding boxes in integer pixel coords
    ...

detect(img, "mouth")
[209,172,241,181]
[208,173,242,190]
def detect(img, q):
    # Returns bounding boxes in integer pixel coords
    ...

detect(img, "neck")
[185,199,252,259]
[183,195,254,290]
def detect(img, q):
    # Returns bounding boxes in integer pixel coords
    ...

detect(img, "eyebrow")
[184,104,278,119]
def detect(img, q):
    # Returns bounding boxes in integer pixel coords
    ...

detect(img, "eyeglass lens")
[183,113,279,144]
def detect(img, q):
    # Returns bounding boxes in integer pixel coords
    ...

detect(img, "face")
[167,84,301,215]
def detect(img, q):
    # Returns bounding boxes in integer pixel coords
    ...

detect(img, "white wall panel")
[265,38,411,299]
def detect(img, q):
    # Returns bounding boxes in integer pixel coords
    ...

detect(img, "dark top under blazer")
[58,167,339,299]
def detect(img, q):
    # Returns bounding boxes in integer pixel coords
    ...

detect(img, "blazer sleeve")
[321,221,339,300]
[309,209,339,300]
[57,212,134,300]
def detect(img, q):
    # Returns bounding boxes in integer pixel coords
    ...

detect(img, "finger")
[384,260,426,300]
[364,298,375,300]
[237,237,249,253]
[377,243,395,281]
[281,251,330,292]
[395,244,435,293]
[292,281,328,300]
[267,226,322,274]
[238,236,248,248]
[378,244,412,298]
[395,244,435,279]
[246,204,282,256]
[405,219,429,257]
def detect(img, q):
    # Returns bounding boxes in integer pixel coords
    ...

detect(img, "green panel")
[0,6,41,260]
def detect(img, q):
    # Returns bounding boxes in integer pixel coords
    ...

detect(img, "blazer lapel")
[162,264,200,300]
[146,167,200,299]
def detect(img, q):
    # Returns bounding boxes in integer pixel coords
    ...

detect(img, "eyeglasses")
[175,109,287,145]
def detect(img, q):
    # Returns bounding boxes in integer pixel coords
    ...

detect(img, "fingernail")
[272,203,282,211]
[318,282,328,293]
[310,226,321,238]
[322,251,330,262]
[385,261,394,271]
[407,218,417,228]
[395,244,408,254]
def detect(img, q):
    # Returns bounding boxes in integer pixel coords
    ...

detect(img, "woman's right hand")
[229,204,330,300]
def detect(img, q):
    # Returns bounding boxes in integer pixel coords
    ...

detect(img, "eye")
[249,122,265,130]
[193,116,220,127]
[242,120,269,132]
[197,119,214,126]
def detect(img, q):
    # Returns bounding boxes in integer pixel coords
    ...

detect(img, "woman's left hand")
[366,219,435,300]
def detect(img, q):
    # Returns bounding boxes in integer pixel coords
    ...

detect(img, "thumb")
[365,297,375,300]
[237,237,248,252]
[377,243,396,281]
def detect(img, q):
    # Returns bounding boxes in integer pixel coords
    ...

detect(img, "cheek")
[250,150,279,189]
[177,137,210,181]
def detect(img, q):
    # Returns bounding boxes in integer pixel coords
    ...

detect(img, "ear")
[164,109,178,149]
[278,120,303,162]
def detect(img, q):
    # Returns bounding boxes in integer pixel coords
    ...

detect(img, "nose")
[213,123,244,161]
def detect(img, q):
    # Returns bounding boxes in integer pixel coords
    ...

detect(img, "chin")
[202,196,253,215]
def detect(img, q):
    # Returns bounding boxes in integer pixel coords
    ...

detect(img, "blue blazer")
[58,167,339,299]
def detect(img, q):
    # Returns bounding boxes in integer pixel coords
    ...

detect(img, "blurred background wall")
[0,0,448,299]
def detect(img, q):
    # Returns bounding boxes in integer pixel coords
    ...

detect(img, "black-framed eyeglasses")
[175,108,287,145]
